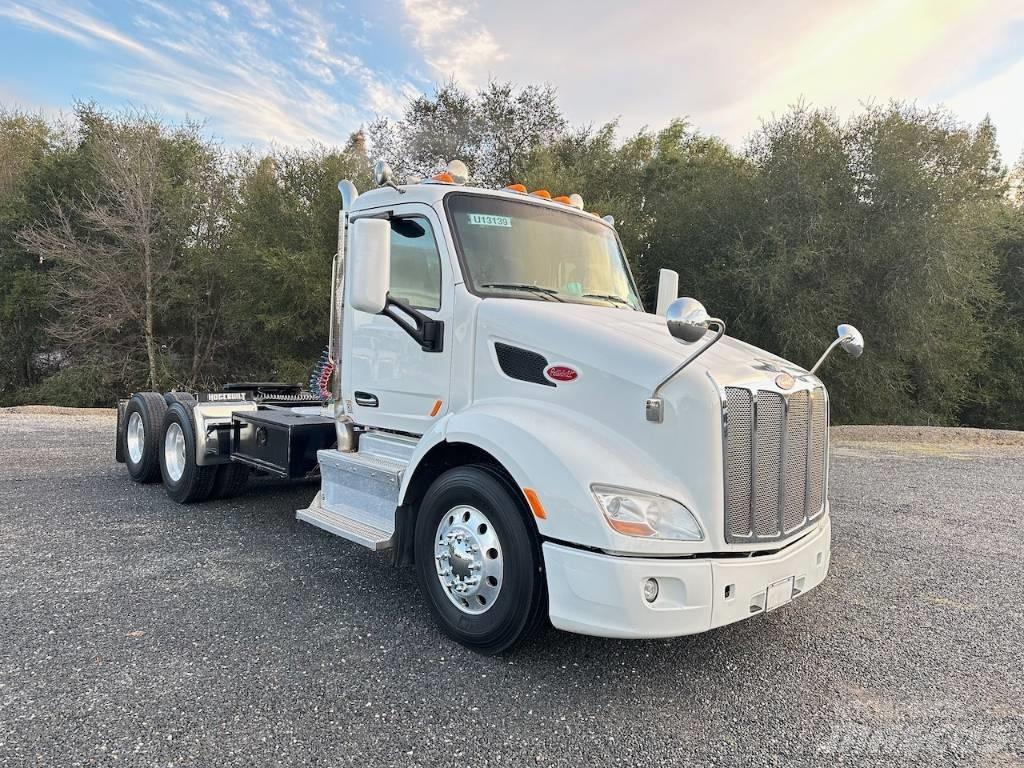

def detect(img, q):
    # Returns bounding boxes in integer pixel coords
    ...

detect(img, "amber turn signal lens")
[523,488,547,519]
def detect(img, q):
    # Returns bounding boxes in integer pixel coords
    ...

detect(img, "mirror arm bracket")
[809,335,847,376]
[381,295,444,353]
[645,318,726,423]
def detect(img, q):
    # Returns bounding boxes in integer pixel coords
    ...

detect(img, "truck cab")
[116,160,864,653]
[296,162,863,651]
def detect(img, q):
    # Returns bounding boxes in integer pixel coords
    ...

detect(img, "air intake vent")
[494,343,554,387]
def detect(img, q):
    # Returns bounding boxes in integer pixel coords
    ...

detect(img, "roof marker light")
[530,189,551,199]
[568,194,584,210]
[431,172,454,183]
[553,195,571,204]
[504,183,527,193]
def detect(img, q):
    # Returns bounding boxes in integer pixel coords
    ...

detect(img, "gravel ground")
[1,410,1022,767]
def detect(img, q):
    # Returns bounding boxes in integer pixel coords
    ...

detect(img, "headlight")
[591,485,704,541]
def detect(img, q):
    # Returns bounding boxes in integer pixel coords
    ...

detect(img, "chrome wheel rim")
[126,411,145,464]
[434,505,503,614]
[164,422,186,483]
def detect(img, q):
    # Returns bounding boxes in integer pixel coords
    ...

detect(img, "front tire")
[121,392,167,483]
[414,465,547,654]
[159,402,217,503]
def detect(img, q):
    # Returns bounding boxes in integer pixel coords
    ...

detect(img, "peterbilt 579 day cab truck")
[116,159,864,653]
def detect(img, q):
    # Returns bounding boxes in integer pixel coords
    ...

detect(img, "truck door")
[342,209,452,435]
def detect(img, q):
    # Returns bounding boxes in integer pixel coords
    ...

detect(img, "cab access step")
[296,431,417,551]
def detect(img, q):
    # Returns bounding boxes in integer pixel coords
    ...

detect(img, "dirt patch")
[0,405,115,417]
[832,425,1024,457]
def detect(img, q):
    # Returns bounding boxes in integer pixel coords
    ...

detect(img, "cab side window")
[389,217,441,311]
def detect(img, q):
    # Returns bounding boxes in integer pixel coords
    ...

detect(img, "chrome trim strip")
[777,394,788,536]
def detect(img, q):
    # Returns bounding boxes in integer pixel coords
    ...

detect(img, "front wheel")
[414,465,547,654]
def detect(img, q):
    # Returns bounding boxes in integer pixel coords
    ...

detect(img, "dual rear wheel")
[120,392,248,503]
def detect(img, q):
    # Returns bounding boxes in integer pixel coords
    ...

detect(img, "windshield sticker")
[468,213,512,228]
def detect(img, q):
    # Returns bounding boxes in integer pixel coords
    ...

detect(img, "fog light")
[643,578,659,603]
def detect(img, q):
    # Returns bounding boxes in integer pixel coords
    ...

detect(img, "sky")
[1,0,1023,165]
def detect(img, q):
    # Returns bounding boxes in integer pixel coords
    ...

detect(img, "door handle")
[354,391,379,407]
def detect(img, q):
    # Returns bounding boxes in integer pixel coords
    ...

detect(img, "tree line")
[1,83,1022,428]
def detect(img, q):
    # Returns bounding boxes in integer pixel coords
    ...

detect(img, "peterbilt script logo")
[544,364,578,383]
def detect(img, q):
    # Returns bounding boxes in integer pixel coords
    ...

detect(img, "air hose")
[308,346,335,400]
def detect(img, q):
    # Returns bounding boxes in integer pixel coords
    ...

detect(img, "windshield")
[446,193,642,309]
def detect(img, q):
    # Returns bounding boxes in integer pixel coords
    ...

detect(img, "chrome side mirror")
[810,323,865,375]
[373,159,404,193]
[838,323,864,358]
[666,297,711,342]
[373,160,393,186]
[649,298,726,422]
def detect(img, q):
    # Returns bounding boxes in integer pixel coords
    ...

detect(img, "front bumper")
[543,516,831,639]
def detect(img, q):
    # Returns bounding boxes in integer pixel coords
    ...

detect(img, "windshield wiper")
[481,283,565,302]
[581,292,634,308]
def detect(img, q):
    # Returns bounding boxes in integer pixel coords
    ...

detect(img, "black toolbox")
[230,408,336,477]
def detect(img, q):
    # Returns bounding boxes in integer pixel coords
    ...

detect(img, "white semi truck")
[116,160,864,653]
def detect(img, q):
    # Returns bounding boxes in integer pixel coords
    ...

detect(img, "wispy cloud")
[461,0,1024,163]
[400,0,503,86]
[2,0,1023,165]
[0,2,97,47]
[0,0,417,145]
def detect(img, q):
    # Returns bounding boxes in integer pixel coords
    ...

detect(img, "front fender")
[400,398,702,554]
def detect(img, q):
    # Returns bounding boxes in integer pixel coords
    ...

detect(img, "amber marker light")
[504,183,527,193]
[523,488,547,519]
[530,189,551,199]
[429,399,443,417]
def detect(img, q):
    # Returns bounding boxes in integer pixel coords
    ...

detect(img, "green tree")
[369,81,565,187]
[219,136,372,384]
[961,155,1024,429]
[0,109,59,403]
[19,105,229,396]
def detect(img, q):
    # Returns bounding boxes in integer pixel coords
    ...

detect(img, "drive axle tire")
[210,464,250,500]
[414,465,547,654]
[159,402,217,504]
[164,391,196,407]
[121,392,168,483]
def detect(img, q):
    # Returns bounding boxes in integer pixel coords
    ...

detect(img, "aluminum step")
[295,449,405,550]
[297,492,393,550]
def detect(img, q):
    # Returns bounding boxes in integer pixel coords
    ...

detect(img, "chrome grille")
[724,384,828,543]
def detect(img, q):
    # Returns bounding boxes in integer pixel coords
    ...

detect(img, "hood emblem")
[545,364,578,383]
[775,372,796,390]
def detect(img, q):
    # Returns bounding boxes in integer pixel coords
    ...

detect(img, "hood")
[475,299,809,392]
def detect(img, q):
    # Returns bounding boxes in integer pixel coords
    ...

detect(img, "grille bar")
[724,384,827,543]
